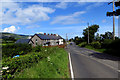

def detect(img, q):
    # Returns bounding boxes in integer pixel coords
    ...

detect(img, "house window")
[36,39,37,45]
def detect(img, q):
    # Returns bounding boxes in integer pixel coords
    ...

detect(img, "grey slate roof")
[15,39,30,43]
[36,34,63,40]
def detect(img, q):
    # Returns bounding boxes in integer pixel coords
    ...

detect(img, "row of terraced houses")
[16,33,64,47]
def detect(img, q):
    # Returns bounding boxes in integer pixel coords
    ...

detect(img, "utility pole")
[107,0,116,40]
[66,33,68,48]
[113,0,115,40]
[87,23,89,44]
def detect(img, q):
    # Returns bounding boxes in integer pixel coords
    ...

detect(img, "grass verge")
[14,47,70,78]
[85,45,106,53]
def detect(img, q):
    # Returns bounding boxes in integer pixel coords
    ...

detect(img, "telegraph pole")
[66,33,68,48]
[108,0,116,40]
[113,0,115,40]
[88,23,89,44]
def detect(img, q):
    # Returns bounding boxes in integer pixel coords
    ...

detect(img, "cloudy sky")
[0,0,119,39]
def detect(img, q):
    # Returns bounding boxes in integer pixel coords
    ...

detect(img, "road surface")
[66,42,119,79]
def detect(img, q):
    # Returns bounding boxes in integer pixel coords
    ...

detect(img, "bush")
[90,41,101,49]
[2,52,43,79]
[78,42,87,47]
[101,39,113,48]
[32,45,41,52]
[2,43,32,58]
[2,47,59,79]
[105,39,120,56]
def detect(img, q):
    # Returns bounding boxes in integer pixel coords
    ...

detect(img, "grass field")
[14,48,70,78]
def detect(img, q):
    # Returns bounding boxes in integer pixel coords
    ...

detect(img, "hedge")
[101,39,113,48]
[2,43,32,58]
[105,39,120,56]
[90,41,101,49]
[78,42,87,47]
[2,47,58,79]
[2,52,45,79]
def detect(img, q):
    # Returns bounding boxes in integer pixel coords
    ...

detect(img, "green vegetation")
[104,39,120,56]
[85,45,106,53]
[15,48,69,78]
[1,32,30,40]
[2,43,32,58]
[90,41,101,49]
[83,24,99,43]
[78,42,87,47]
[2,44,70,79]
[70,24,120,57]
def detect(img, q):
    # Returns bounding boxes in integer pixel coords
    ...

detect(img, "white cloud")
[0,0,113,2]
[78,2,87,6]
[1,0,55,25]
[55,2,68,9]
[116,16,119,19]
[3,26,16,33]
[102,19,106,23]
[17,27,20,30]
[51,11,86,24]
[78,0,112,2]
[26,25,40,29]
[86,2,104,10]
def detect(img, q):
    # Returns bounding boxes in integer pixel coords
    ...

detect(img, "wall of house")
[29,34,64,46]
[29,41,33,45]
[49,40,59,46]
[30,35,43,46]
[59,39,63,45]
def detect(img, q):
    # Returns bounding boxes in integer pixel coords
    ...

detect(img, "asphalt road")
[66,43,119,78]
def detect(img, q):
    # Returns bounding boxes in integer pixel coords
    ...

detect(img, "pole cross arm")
[115,1,120,7]
[108,2,112,5]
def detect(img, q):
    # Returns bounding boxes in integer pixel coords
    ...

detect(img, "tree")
[83,24,99,43]
[107,1,120,16]
[95,33,101,41]
[100,31,113,40]
[74,36,79,45]
[69,38,74,42]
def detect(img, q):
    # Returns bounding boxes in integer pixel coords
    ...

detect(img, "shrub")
[107,39,120,49]
[101,39,113,48]
[2,52,43,79]
[90,41,101,49]
[78,42,87,47]
[32,45,41,52]
[2,43,32,58]
[2,47,59,79]
[105,39,120,56]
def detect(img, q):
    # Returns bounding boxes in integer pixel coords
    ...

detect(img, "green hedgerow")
[78,42,87,47]
[2,43,32,58]
[90,41,101,49]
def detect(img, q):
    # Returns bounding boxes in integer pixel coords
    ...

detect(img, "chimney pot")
[53,34,56,36]
[44,33,46,35]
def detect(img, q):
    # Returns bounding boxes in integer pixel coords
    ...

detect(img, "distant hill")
[0,32,32,40]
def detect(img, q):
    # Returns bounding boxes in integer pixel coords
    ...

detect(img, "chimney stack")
[53,34,56,36]
[48,33,49,35]
[44,33,46,35]
[51,33,53,35]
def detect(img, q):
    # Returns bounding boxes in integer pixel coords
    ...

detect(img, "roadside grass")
[14,48,70,78]
[85,45,106,53]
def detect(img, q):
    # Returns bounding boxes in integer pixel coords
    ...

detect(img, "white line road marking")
[68,52,74,80]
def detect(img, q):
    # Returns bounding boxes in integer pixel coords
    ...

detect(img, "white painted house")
[16,33,64,47]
